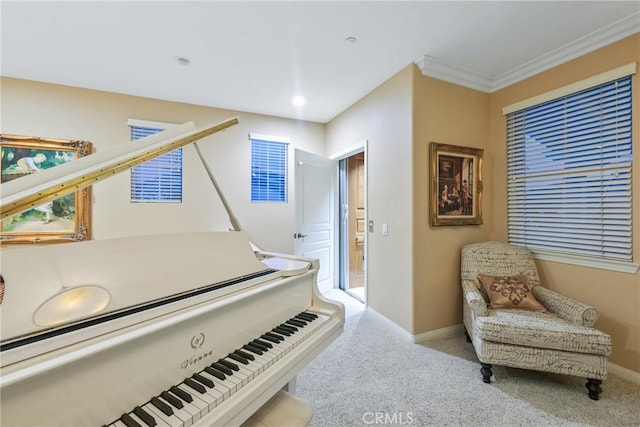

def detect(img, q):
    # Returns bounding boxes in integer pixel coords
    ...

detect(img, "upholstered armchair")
[461,241,611,400]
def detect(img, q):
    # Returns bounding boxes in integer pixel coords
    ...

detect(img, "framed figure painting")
[430,142,483,226]
[1,134,93,243]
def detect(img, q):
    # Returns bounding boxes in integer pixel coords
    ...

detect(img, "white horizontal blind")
[130,125,183,203]
[251,138,287,202]
[506,75,632,261]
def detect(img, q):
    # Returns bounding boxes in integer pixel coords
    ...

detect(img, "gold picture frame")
[1,134,92,243]
[430,142,483,226]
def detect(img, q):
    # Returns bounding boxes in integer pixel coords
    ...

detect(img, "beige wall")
[488,34,640,372]
[1,78,326,253]
[412,66,490,334]
[3,34,638,373]
[326,66,414,331]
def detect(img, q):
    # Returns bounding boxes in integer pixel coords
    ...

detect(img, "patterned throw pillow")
[476,273,548,313]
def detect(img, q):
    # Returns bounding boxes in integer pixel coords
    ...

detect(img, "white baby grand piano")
[0,118,345,426]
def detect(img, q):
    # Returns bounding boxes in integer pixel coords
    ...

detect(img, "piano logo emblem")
[191,332,206,349]
[181,332,214,370]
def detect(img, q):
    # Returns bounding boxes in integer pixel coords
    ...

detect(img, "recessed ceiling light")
[292,95,306,107]
[174,56,191,66]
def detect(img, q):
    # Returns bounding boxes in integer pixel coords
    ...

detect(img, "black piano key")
[261,334,281,344]
[251,341,269,352]
[279,323,298,332]
[133,406,157,426]
[263,332,283,342]
[243,344,264,355]
[228,352,249,365]
[150,397,174,417]
[273,327,292,336]
[120,413,142,427]
[249,341,269,353]
[217,359,239,371]
[160,391,184,409]
[253,338,272,349]
[170,386,193,403]
[299,312,317,320]
[192,373,215,388]
[211,362,233,376]
[292,316,309,325]
[204,366,226,380]
[296,312,313,320]
[183,377,207,394]
[234,349,255,361]
[287,319,307,328]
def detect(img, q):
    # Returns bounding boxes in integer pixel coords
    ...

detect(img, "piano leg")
[239,390,313,427]
[283,377,297,394]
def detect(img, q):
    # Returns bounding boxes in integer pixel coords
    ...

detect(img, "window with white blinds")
[130,124,183,203]
[251,137,288,202]
[506,75,633,263]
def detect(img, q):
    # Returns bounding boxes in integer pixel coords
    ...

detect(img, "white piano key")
[222,362,251,386]
[191,374,228,405]
[155,395,194,427]
[166,393,201,426]
[204,367,243,391]
[223,358,253,384]
[246,350,272,370]
[143,402,182,427]
[176,384,210,417]
[130,409,168,427]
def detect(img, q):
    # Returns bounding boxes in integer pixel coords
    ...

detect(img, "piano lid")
[0,117,239,220]
[0,231,277,352]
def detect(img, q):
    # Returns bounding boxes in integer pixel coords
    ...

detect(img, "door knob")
[293,233,308,239]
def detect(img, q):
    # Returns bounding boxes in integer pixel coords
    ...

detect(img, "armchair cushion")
[477,273,548,313]
[474,309,611,356]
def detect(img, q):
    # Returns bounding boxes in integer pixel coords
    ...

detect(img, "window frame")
[128,119,183,203]
[503,64,638,274]
[249,133,290,203]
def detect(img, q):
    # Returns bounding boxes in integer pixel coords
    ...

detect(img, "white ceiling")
[2,1,639,123]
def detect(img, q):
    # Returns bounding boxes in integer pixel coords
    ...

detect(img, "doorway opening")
[338,151,366,302]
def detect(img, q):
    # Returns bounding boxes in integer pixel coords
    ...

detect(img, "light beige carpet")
[297,291,640,426]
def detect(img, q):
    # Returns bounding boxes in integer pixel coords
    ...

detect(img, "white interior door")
[294,149,334,294]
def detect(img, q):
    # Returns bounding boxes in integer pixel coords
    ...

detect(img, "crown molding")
[414,55,494,92]
[416,12,640,93]
[491,12,640,91]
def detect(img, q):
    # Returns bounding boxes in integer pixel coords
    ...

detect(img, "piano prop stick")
[0,117,239,220]
[194,142,243,232]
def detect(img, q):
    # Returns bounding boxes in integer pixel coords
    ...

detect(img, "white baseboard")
[412,324,464,344]
[365,311,640,384]
[366,308,464,344]
[410,323,640,385]
[366,307,414,342]
[609,362,640,385]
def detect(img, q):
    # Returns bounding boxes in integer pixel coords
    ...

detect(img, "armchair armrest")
[462,279,488,317]
[532,286,599,327]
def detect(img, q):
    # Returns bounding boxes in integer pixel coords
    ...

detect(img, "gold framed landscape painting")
[430,142,483,226]
[0,134,92,243]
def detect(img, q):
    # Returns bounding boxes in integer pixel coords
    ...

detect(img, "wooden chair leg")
[480,363,492,383]
[586,378,602,400]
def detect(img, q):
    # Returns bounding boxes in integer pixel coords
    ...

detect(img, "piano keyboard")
[106,311,329,427]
